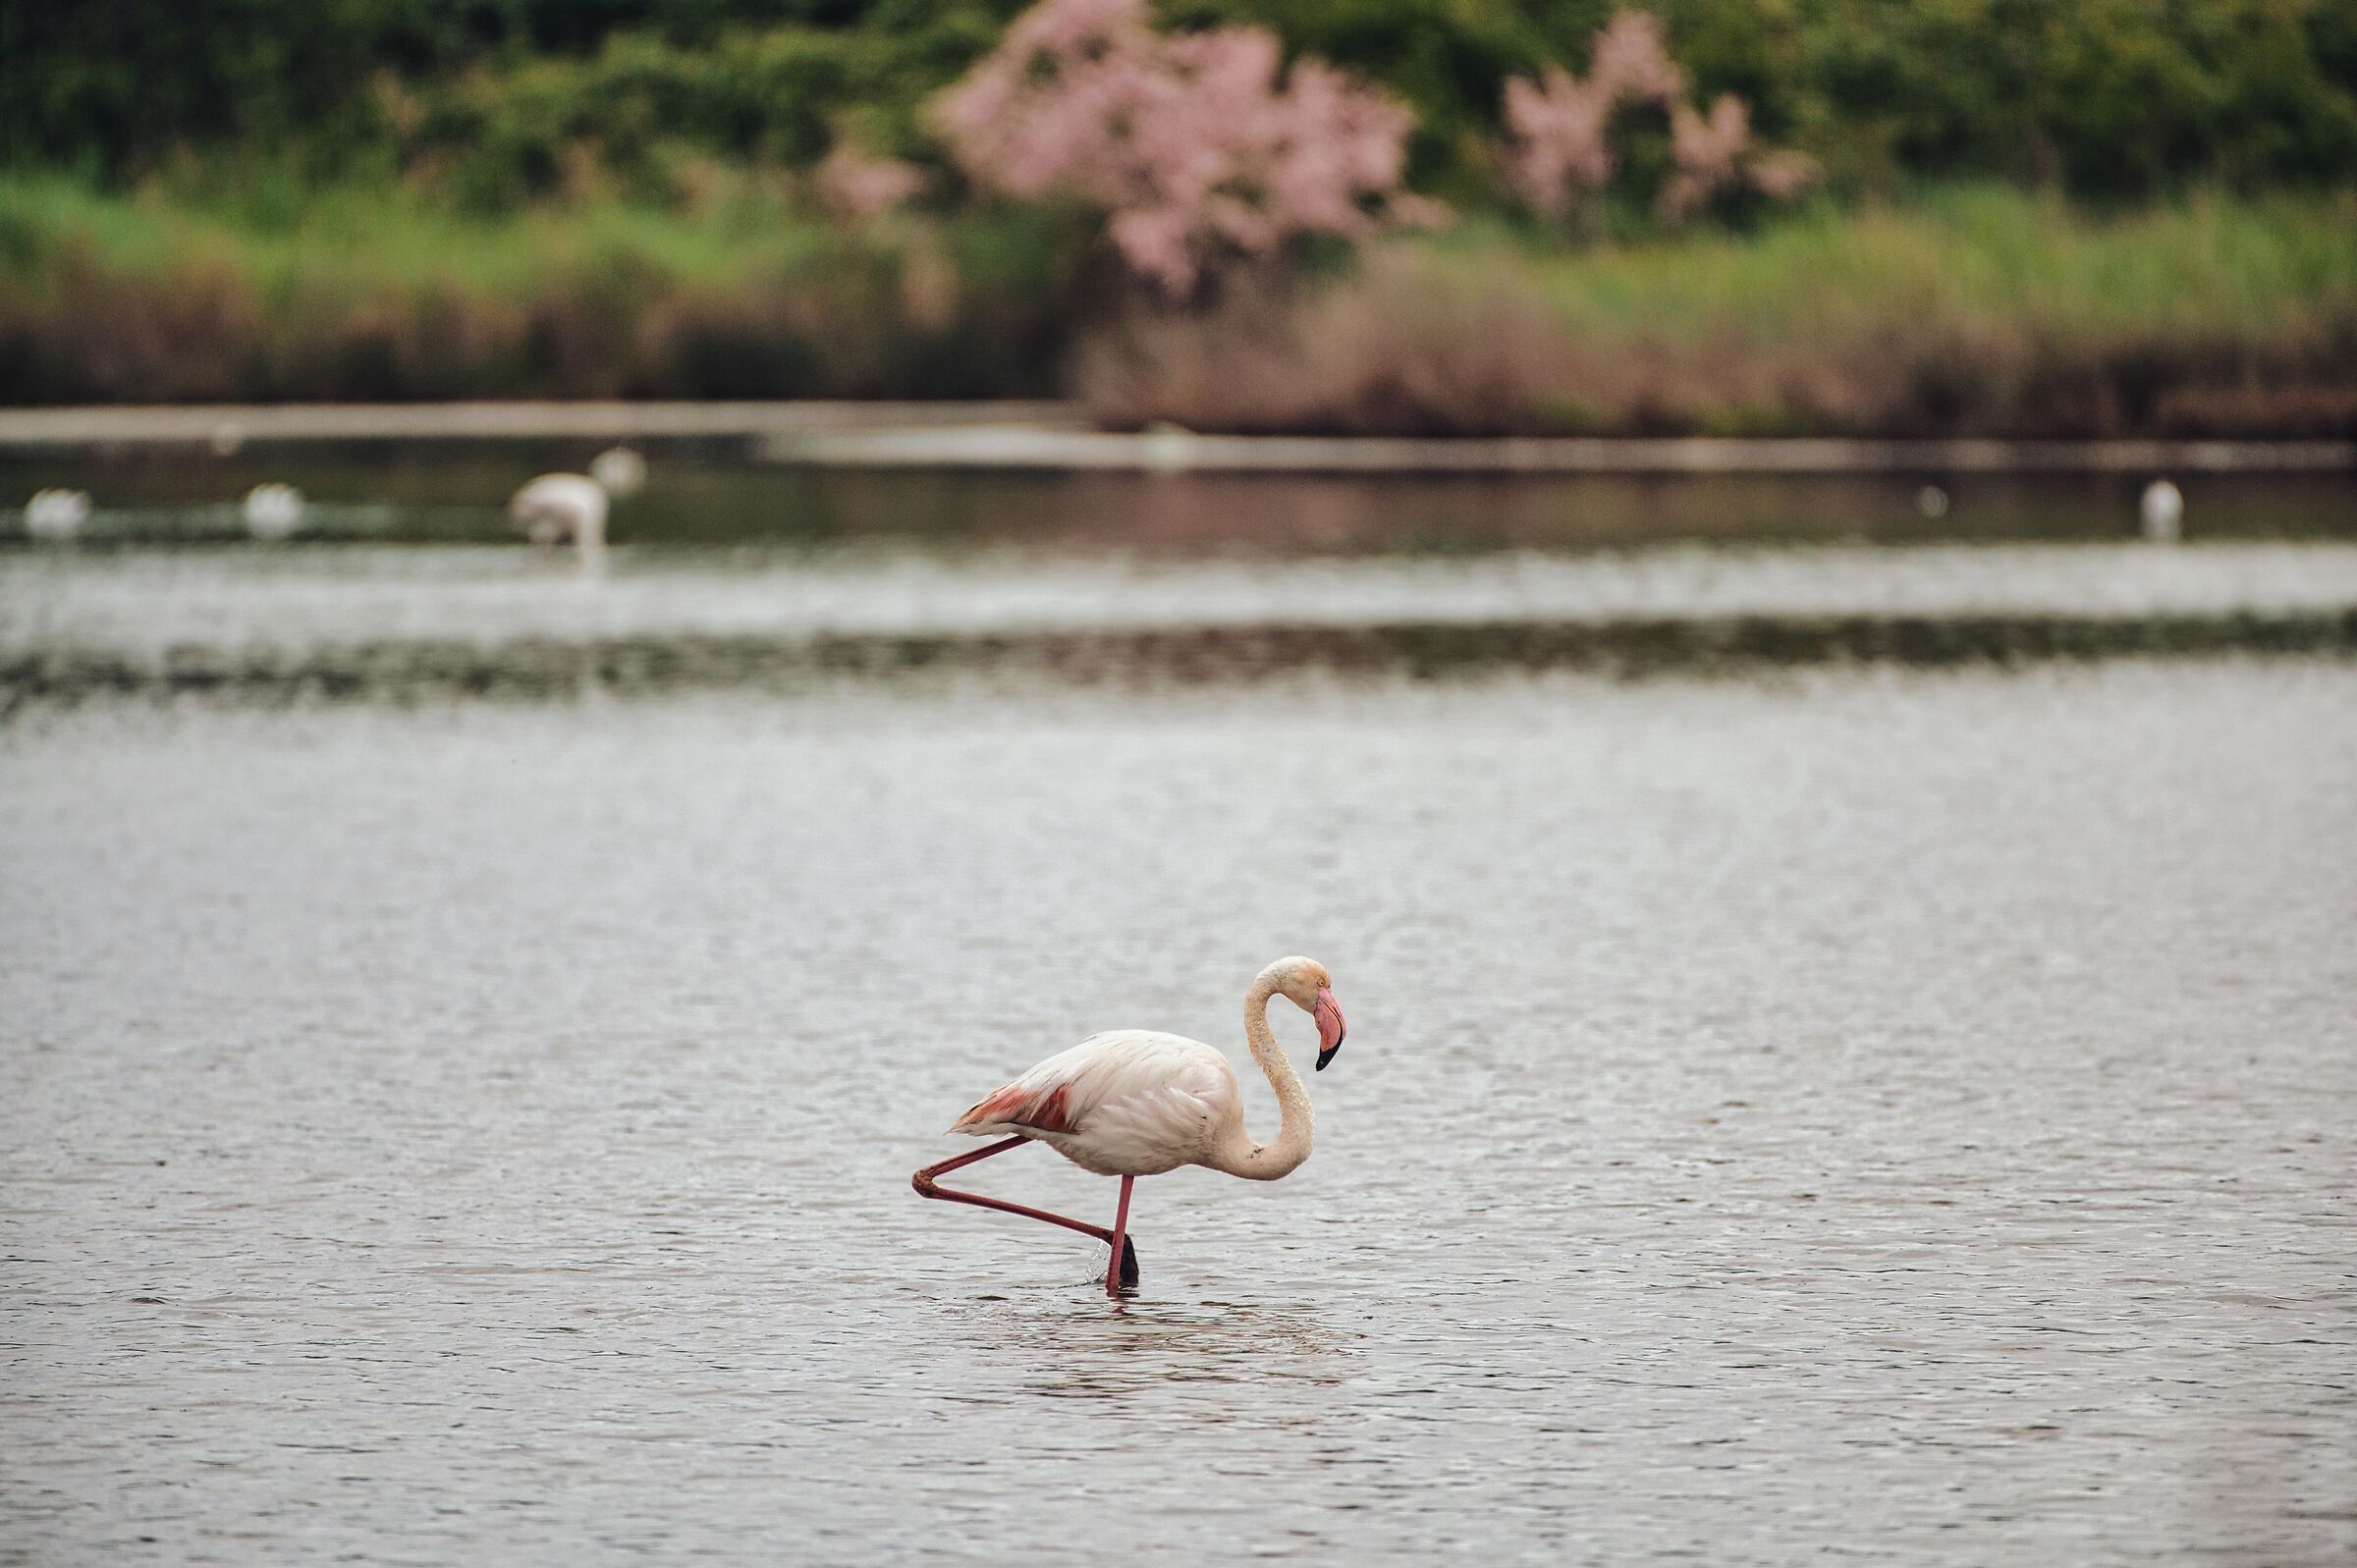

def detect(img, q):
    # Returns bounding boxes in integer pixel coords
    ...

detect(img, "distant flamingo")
[2142,478,2184,543]
[509,450,646,572]
[25,488,91,542]
[509,473,611,570]
[914,955,1347,1298]
[242,483,305,540]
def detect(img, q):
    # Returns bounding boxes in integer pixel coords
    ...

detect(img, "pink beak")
[1313,984,1346,1071]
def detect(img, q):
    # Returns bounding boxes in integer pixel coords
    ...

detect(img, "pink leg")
[1105,1175,1136,1297]
[912,1137,1141,1290]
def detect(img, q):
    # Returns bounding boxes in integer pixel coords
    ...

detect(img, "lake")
[7,444,2357,553]
[4,655,2352,1564]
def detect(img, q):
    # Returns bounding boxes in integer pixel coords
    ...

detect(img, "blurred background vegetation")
[3,0,2354,430]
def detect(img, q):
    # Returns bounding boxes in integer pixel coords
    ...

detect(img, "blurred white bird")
[2141,478,2183,543]
[588,446,647,496]
[242,483,305,540]
[26,489,92,542]
[509,472,610,570]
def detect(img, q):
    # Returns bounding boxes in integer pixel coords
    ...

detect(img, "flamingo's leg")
[912,1138,1142,1290]
[1106,1175,1137,1297]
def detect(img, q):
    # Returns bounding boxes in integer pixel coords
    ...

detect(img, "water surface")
[7,448,2356,552]
[3,664,2352,1564]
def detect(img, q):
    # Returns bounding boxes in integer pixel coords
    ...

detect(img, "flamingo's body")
[26,488,91,542]
[509,473,610,569]
[243,483,305,540]
[915,956,1347,1297]
[951,1030,1236,1176]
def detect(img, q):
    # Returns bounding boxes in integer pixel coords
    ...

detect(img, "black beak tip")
[1316,1045,1340,1072]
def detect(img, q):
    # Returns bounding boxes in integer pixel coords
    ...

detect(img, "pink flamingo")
[913,956,1348,1297]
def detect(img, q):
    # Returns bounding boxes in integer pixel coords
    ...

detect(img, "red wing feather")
[954,1081,1074,1134]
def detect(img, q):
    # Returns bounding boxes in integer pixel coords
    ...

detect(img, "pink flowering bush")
[933,0,1422,296]
[1504,10,1818,227]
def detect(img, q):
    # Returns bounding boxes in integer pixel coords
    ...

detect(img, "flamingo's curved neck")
[1211,973,1314,1180]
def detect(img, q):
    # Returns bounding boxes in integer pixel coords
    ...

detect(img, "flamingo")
[25,489,91,542]
[509,473,611,570]
[913,955,1348,1298]
[242,483,305,540]
[2142,478,2184,543]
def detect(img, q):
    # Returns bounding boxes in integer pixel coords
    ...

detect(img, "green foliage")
[1162,0,2357,200]
[4,0,2352,204]
[0,0,501,179]
[406,7,1025,207]
[0,0,1025,196]
[0,174,1088,401]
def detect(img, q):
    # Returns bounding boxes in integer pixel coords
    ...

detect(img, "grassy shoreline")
[0,178,1083,406]
[1081,190,2357,438]
[4,180,2353,438]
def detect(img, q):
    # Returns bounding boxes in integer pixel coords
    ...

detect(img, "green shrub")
[1168,0,2357,201]
[5,2,2353,204]
[0,175,1086,402]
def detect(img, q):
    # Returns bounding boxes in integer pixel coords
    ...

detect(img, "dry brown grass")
[1077,190,2357,438]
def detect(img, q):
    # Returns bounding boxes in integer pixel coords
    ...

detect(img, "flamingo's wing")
[950,1031,1233,1144]
[509,474,603,542]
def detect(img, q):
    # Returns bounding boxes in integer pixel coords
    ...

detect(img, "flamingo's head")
[1267,955,1347,1072]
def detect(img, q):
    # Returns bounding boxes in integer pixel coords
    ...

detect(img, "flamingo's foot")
[1107,1237,1140,1296]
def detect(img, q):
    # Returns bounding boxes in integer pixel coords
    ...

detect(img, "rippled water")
[4,663,2353,1564]
[10,542,2357,713]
